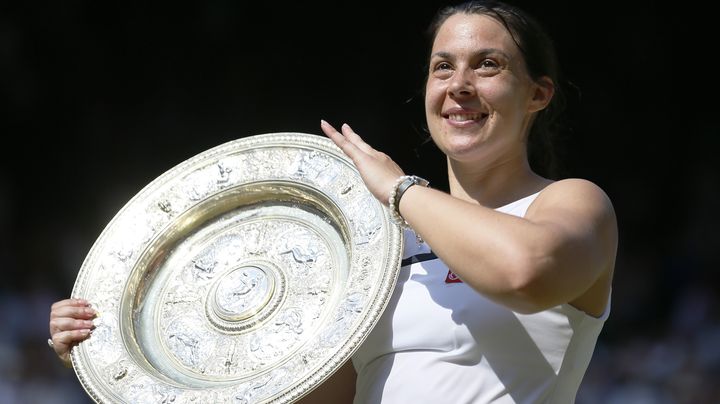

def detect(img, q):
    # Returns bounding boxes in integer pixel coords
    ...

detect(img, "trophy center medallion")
[212,265,275,322]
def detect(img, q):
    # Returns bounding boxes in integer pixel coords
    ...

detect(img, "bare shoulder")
[532,178,614,214]
[528,178,617,233]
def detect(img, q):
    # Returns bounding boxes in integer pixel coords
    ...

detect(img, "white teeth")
[449,113,480,122]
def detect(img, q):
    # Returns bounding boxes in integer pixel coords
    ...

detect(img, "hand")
[49,298,96,367]
[320,120,404,204]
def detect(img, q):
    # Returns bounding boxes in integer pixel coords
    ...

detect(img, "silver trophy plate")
[70,132,403,403]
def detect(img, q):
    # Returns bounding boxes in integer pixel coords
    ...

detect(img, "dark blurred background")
[1,1,718,403]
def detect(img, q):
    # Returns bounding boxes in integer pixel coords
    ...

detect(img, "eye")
[431,61,454,79]
[433,61,453,71]
[478,59,500,70]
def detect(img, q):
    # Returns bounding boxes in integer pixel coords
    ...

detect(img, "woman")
[50,1,617,402]
[315,1,617,402]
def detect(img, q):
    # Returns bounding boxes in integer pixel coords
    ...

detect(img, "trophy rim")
[69,132,403,403]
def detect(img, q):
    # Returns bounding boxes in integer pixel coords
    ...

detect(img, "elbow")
[503,254,558,314]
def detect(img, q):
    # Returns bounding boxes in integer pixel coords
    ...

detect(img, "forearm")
[398,185,588,312]
[319,121,611,312]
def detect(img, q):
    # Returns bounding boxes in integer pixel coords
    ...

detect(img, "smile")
[444,112,488,125]
[448,113,480,122]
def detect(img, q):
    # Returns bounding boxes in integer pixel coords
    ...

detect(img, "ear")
[528,76,554,113]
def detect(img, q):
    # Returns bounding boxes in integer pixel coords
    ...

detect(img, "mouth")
[443,112,489,126]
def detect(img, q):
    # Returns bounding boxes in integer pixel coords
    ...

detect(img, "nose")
[448,68,475,97]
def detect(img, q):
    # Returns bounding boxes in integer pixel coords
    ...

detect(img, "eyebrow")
[430,48,511,60]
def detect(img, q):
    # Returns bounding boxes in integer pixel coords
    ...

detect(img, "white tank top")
[351,192,610,403]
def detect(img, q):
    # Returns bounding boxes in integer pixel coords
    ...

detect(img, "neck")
[446,152,550,208]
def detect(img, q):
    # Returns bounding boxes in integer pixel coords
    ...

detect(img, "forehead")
[432,13,518,55]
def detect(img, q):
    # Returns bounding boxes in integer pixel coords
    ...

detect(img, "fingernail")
[320,119,328,126]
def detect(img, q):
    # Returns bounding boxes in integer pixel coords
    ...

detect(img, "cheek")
[424,101,444,138]
[424,82,441,110]
[423,88,442,125]
[478,82,512,108]
[480,79,532,115]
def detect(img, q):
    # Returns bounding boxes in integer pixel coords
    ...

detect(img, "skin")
[49,12,616,403]
[48,298,96,367]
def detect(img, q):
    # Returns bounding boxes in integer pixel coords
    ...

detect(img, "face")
[425,13,551,166]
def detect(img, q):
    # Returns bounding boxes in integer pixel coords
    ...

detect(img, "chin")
[439,144,487,164]
[434,132,484,155]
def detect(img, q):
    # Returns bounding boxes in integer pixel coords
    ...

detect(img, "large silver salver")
[70,132,404,403]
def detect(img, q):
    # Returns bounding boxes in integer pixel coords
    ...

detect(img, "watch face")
[70,132,403,403]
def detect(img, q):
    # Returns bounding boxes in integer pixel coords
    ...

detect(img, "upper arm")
[519,178,618,310]
[527,179,617,261]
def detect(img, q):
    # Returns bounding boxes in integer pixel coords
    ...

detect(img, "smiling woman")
[317,0,617,402]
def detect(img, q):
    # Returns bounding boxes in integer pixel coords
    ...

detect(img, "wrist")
[387,175,429,227]
[61,355,73,369]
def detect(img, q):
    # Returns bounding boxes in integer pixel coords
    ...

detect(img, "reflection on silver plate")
[70,133,403,403]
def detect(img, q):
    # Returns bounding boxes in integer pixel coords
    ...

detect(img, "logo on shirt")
[401,251,463,284]
[445,270,463,284]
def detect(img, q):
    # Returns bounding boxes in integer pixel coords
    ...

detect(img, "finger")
[50,317,96,336]
[321,120,368,162]
[51,298,91,312]
[320,119,345,144]
[51,329,92,355]
[50,305,96,335]
[340,123,376,155]
[50,304,96,320]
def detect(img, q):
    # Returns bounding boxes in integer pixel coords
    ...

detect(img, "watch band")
[388,175,430,228]
[393,175,430,212]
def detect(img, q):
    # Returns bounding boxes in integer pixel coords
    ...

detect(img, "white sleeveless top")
[351,192,609,403]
